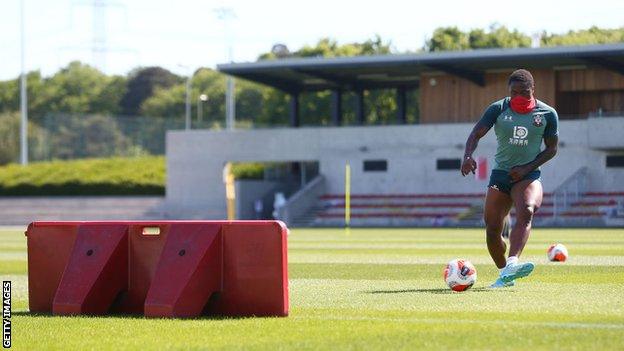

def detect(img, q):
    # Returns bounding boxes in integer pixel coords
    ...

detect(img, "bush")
[0,156,165,196]
[0,156,268,196]
[231,162,265,180]
[36,113,143,160]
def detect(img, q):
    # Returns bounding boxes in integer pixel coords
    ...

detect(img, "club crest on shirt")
[533,114,544,127]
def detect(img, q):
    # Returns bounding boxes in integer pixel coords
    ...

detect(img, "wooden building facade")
[420,67,624,123]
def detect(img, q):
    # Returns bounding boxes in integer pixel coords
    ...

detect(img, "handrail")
[277,175,325,226]
[552,167,588,217]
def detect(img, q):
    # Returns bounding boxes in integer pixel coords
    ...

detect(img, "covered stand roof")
[217,43,624,93]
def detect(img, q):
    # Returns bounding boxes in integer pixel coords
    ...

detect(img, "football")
[443,259,477,292]
[548,243,569,262]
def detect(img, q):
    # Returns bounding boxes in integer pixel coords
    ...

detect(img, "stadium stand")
[165,44,624,227]
[306,191,624,227]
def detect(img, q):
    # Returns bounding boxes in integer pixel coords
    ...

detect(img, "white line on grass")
[289,255,624,266]
[0,252,27,260]
[295,315,624,330]
[0,226,27,231]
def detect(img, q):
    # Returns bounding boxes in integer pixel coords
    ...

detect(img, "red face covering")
[510,96,536,114]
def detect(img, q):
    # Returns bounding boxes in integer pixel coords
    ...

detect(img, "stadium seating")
[314,193,484,226]
[309,191,624,227]
[534,192,624,226]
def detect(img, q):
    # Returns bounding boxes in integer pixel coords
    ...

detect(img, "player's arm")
[461,123,491,176]
[509,135,558,181]
[461,104,498,176]
[509,110,559,182]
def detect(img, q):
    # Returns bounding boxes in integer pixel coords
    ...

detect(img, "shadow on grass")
[366,287,504,294]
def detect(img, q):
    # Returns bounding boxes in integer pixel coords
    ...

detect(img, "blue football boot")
[500,261,535,283]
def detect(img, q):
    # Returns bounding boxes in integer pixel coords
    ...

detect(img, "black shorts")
[488,169,541,195]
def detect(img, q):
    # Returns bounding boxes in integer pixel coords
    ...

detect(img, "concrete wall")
[166,117,624,219]
[0,197,165,226]
[235,180,299,219]
[235,180,280,219]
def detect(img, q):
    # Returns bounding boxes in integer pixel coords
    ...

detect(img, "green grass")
[2,227,624,350]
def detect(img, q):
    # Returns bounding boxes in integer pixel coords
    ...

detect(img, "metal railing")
[588,110,624,118]
[276,175,325,226]
[551,167,588,218]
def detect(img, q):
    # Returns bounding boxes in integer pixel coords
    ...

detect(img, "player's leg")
[509,178,543,257]
[501,214,511,239]
[484,187,513,269]
[499,177,543,283]
[484,186,516,288]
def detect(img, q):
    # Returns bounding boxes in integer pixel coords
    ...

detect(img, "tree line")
[0,25,622,138]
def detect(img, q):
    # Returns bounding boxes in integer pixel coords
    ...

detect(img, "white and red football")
[547,243,568,262]
[443,259,477,292]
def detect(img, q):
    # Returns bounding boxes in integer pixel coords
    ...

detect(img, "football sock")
[506,256,518,266]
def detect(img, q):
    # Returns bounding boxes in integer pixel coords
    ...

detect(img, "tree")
[0,112,47,165]
[425,24,531,51]
[259,35,393,60]
[0,71,45,116]
[1,25,621,135]
[29,62,123,117]
[141,67,273,128]
[255,36,396,126]
[120,67,180,116]
[541,26,624,46]
[426,27,469,51]
[141,68,223,121]
[468,25,531,49]
[0,65,123,119]
[91,75,127,114]
[0,77,19,114]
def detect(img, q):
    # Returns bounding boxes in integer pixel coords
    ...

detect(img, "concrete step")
[0,196,166,226]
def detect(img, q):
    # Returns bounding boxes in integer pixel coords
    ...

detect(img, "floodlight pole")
[198,94,208,124]
[215,7,236,130]
[20,0,28,165]
[185,75,191,130]
[177,64,193,130]
[225,37,235,130]
[226,74,235,130]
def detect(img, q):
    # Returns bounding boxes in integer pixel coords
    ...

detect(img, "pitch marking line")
[296,315,624,330]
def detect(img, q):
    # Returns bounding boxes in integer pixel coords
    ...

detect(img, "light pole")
[197,94,208,126]
[20,0,28,165]
[214,7,236,130]
[226,73,235,130]
[184,75,191,130]
[178,64,192,130]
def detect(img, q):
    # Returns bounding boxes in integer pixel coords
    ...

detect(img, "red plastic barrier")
[144,223,222,318]
[53,224,128,315]
[26,221,289,318]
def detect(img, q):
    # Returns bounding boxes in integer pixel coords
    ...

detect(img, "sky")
[1,0,623,80]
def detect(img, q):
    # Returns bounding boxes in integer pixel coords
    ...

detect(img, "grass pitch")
[2,227,624,350]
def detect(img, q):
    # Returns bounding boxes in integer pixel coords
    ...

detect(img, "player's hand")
[461,156,477,176]
[509,165,530,182]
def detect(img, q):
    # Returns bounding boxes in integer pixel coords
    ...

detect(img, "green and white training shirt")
[478,97,559,171]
